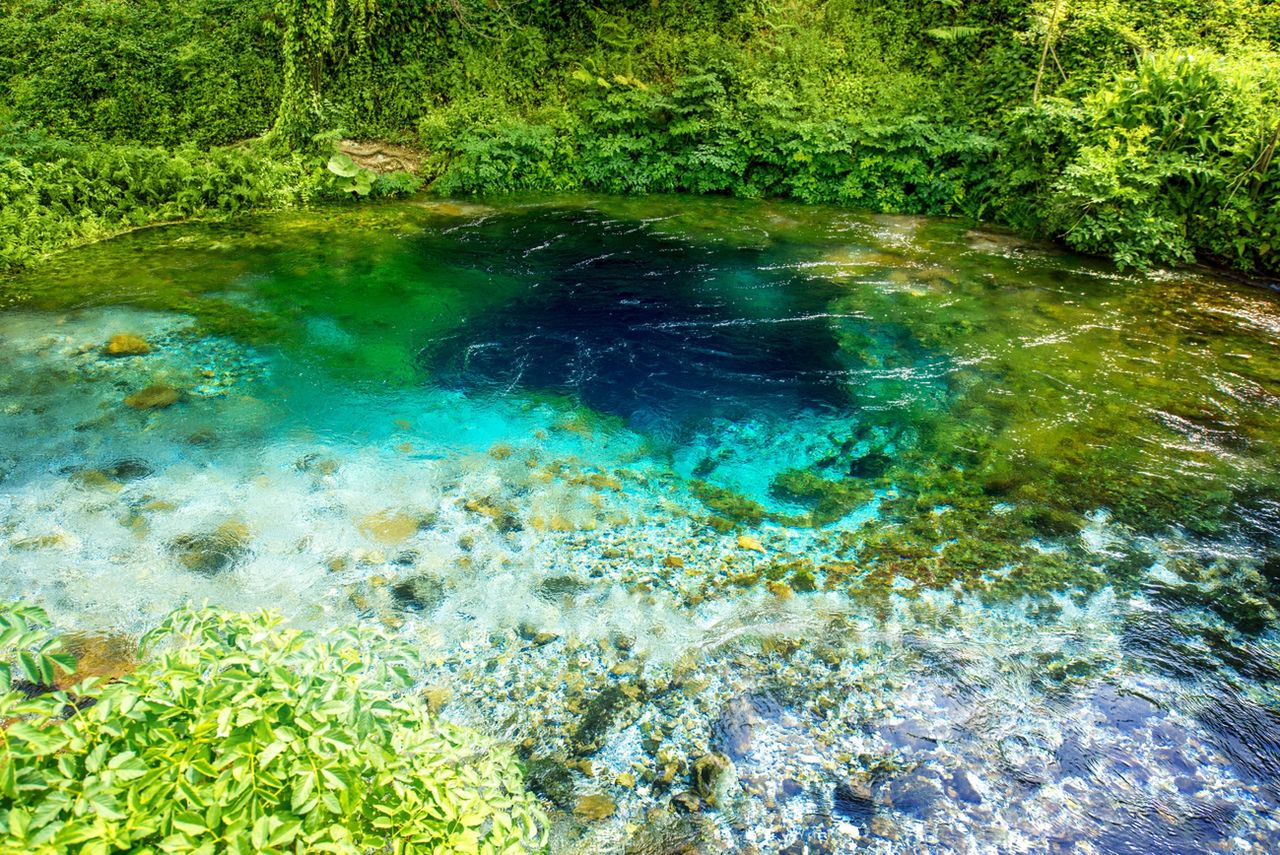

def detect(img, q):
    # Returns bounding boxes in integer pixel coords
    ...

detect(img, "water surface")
[2,196,1280,853]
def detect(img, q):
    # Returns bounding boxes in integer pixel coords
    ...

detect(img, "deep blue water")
[421,212,866,434]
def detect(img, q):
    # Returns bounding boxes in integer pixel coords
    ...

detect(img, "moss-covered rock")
[103,333,152,356]
[124,383,180,409]
[769,468,875,525]
[690,481,769,527]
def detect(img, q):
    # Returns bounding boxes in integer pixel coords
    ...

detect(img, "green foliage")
[0,128,325,270]
[0,602,545,855]
[2,0,1279,274]
[370,170,425,198]
[0,0,280,148]
[1047,51,1279,270]
[0,605,75,694]
[326,153,376,196]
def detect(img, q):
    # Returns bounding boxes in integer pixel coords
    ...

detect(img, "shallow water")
[3,195,1280,853]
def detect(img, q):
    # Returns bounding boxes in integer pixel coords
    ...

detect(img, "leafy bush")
[1048,51,1279,270]
[326,153,376,196]
[0,603,545,855]
[0,132,325,271]
[0,0,280,148]
[371,170,426,198]
[427,116,579,196]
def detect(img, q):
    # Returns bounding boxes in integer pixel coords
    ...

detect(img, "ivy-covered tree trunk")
[273,0,337,148]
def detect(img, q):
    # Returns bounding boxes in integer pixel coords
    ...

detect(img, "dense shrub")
[1047,52,1279,271]
[0,132,325,270]
[0,602,545,855]
[0,0,280,148]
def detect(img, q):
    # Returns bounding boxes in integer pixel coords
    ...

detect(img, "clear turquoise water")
[2,196,1280,853]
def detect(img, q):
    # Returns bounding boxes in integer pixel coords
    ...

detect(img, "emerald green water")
[3,196,1280,853]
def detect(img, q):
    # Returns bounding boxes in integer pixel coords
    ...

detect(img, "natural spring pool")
[2,196,1280,853]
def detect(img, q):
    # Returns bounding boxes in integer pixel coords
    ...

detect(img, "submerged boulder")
[124,383,180,409]
[103,333,152,356]
[573,793,617,821]
[170,521,251,576]
[691,753,736,806]
[388,573,446,613]
[358,510,421,544]
[57,631,137,689]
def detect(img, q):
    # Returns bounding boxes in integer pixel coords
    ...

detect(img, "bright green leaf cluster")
[326,153,376,196]
[0,604,75,695]
[0,603,545,855]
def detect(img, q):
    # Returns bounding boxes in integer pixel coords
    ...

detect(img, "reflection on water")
[2,195,1280,853]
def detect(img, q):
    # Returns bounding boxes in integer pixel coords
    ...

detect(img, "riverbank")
[3,0,1277,278]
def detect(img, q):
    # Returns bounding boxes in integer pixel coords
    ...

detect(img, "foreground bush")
[0,603,545,855]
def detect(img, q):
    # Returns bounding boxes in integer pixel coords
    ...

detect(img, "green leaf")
[87,793,127,822]
[173,811,208,835]
[7,721,68,756]
[17,650,43,683]
[326,154,360,179]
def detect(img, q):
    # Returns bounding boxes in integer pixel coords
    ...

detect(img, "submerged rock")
[422,684,451,713]
[524,757,576,809]
[389,573,446,613]
[947,769,986,805]
[358,510,422,544]
[124,383,180,409]
[690,481,769,527]
[102,458,152,481]
[848,452,893,479]
[669,792,703,814]
[11,533,68,551]
[295,453,339,476]
[170,521,251,576]
[103,333,152,356]
[573,684,635,753]
[464,496,522,532]
[69,469,124,492]
[833,777,876,826]
[691,753,735,806]
[624,814,716,849]
[535,574,591,602]
[715,695,765,760]
[770,468,875,524]
[517,622,560,646]
[57,631,137,689]
[574,793,617,821]
[883,769,944,818]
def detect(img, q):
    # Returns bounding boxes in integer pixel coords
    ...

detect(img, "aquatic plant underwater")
[2,195,1280,853]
